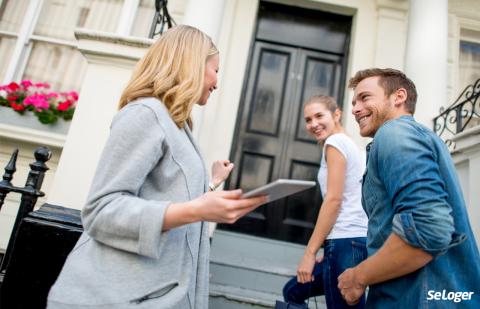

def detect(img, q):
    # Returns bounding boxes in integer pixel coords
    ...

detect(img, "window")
[0,0,124,92]
[130,0,156,37]
[0,0,29,81]
[458,29,480,130]
[459,40,480,90]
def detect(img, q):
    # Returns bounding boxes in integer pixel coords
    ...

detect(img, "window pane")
[34,0,124,41]
[0,36,16,80]
[0,0,30,32]
[459,40,480,89]
[459,40,480,130]
[22,41,87,92]
[130,0,155,37]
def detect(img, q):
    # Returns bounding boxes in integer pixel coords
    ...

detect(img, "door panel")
[295,52,343,142]
[221,2,351,244]
[227,42,298,233]
[247,48,290,136]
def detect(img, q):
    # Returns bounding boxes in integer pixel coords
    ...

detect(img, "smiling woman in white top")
[282,95,368,309]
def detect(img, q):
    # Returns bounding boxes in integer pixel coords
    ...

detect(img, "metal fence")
[433,78,480,150]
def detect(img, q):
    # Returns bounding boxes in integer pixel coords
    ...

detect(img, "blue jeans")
[283,237,367,309]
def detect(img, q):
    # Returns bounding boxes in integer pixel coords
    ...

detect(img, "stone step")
[210,253,292,295]
[209,230,327,308]
[210,230,303,295]
[209,283,281,308]
[209,283,327,309]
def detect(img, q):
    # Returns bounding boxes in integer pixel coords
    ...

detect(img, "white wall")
[47,30,153,210]
[451,126,480,249]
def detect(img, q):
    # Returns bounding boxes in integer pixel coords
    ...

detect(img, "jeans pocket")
[351,240,367,265]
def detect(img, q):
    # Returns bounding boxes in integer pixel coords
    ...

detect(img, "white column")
[115,0,140,36]
[182,0,226,236]
[182,0,225,45]
[47,30,152,209]
[182,0,226,141]
[404,0,448,128]
[374,0,408,69]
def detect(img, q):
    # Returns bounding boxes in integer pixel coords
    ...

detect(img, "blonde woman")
[282,95,368,309]
[47,25,266,309]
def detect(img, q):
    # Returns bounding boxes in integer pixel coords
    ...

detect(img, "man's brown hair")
[348,68,418,114]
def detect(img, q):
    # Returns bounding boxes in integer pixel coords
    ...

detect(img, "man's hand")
[338,267,366,305]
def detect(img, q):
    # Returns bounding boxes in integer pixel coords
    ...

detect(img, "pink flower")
[46,92,58,99]
[20,80,33,89]
[24,93,50,110]
[34,82,50,89]
[0,79,77,125]
[69,91,79,101]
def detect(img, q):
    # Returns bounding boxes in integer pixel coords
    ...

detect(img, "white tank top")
[318,133,368,239]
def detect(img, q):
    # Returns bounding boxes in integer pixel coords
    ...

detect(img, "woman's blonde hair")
[118,25,218,128]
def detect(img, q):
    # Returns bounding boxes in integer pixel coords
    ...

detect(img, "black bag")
[274,300,308,309]
[275,281,318,309]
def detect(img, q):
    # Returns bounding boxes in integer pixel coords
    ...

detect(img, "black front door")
[220,2,352,244]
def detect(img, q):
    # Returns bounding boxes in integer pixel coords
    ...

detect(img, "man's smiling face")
[351,76,395,138]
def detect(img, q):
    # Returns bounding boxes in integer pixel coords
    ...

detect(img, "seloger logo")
[427,290,474,303]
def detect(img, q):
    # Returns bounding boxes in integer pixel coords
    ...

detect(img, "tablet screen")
[242,179,316,203]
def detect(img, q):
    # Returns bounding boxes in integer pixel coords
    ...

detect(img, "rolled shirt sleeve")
[376,121,464,257]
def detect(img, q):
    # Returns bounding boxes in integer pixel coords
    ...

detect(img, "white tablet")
[241,179,316,203]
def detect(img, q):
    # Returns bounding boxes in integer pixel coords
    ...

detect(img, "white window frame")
[455,17,480,94]
[1,0,140,84]
[1,0,43,84]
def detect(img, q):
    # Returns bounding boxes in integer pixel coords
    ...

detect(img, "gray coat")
[47,98,210,309]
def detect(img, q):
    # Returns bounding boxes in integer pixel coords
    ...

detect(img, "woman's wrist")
[166,200,201,227]
[305,241,322,256]
[208,182,219,191]
[185,199,203,222]
[211,177,223,188]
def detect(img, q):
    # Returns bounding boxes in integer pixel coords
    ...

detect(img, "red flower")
[6,82,20,92]
[57,100,71,111]
[10,102,25,111]
[7,95,19,102]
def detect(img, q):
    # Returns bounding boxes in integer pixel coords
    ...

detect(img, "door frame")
[195,0,376,173]
[219,1,353,243]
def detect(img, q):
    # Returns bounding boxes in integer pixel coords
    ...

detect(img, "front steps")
[209,230,326,308]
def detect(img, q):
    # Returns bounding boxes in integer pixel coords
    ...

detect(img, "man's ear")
[394,88,408,107]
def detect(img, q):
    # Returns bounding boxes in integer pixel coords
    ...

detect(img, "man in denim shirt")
[337,68,480,308]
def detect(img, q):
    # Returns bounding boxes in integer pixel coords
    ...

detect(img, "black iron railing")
[0,147,51,280]
[148,0,176,39]
[433,78,480,149]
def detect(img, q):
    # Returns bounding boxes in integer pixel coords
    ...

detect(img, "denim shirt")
[362,115,480,308]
